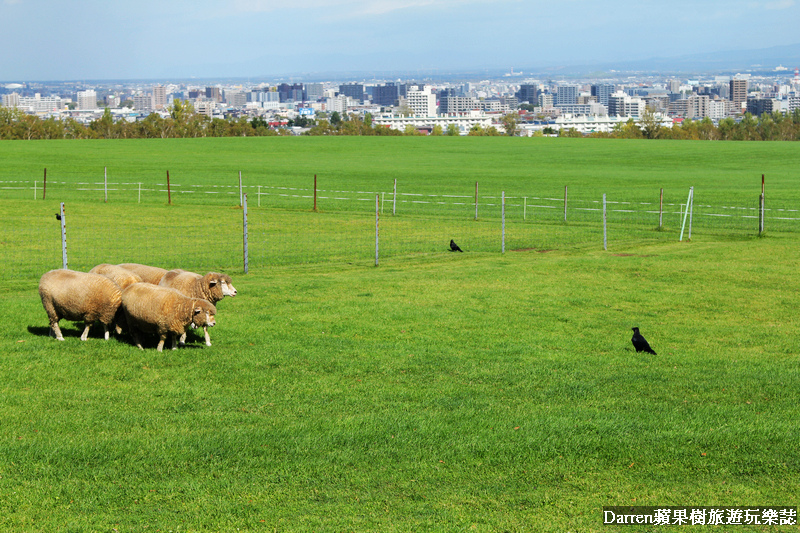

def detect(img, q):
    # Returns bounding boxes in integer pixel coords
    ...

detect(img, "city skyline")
[2,0,800,81]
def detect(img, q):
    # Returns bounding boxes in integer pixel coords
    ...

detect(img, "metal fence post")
[375,194,380,266]
[243,194,249,274]
[501,191,506,253]
[603,194,607,251]
[60,202,68,269]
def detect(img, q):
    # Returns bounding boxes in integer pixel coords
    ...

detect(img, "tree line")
[2,100,800,141]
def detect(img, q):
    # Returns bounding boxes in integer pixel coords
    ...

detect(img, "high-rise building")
[152,85,167,110]
[556,85,578,106]
[729,78,748,112]
[686,94,710,119]
[590,84,614,106]
[516,84,538,104]
[405,85,437,117]
[133,94,152,113]
[304,83,324,102]
[77,89,98,110]
[205,87,222,102]
[608,91,645,118]
[339,83,365,103]
[373,83,399,107]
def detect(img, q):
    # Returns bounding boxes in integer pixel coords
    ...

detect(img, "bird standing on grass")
[450,239,463,252]
[631,327,656,354]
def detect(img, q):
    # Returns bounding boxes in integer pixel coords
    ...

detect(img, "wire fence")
[1,177,796,281]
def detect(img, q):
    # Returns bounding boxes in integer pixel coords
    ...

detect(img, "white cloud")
[764,0,795,8]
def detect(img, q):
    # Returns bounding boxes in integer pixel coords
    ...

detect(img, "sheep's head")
[191,300,217,329]
[220,274,237,297]
[202,273,225,302]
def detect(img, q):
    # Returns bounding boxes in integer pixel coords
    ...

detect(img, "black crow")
[631,327,656,354]
[55,214,61,220]
[450,239,463,252]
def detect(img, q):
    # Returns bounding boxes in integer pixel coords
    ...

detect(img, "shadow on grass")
[26,324,209,350]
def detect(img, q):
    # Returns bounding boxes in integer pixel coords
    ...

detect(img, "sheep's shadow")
[28,324,208,349]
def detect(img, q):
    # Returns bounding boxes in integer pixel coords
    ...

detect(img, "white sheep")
[121,282,216,352]
[158,270,236,346]
[89,263,143,289]
[117,263,169,285]
[38,269,122,341]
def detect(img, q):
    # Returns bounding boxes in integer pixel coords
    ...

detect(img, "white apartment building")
[789,95,800,113]
[133,94,152,113]
[405,85,437,117]
[538,93,554,108]
[608,91,645,118]
[686,94,710,119]
[708,99,730,120]
[194,101,215,117]
[3,93,64,113]
[325,95,349,114]
[77,89,98,110]
[372,110,492,134]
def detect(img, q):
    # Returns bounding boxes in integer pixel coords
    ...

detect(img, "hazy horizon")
[2,0,800,81]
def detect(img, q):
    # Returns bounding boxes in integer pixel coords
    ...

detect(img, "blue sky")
[1,0,799,80]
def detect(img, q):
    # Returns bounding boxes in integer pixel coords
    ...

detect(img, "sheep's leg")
[171,332,179,351]
[130,329,144,350]
[103,324,110,340]
[156,334,166,352]
[80,322,91,341]
[179,332,187,346]
[51,321,64,341]
[203,326,212,347]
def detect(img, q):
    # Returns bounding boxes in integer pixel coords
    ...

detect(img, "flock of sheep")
[38,263,237,352]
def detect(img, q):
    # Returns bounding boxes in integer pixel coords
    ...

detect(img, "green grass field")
[1,138,799,532]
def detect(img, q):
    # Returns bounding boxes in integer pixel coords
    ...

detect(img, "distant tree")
[639,107,663,139]
[403,124,421,136]
[445,124,460,136]
[430,124,443,136]
[330,111,342,126]
[501,113,519,136]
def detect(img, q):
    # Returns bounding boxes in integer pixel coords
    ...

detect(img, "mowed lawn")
[0,137,799,532]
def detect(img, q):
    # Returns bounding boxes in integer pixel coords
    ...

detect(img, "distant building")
[729,78,748,112]
[746,97,777,116]
[405,85,437,117]
[590,84,614,106]
[205,87,222,102]
[686,94,710,119]
[278,83,303,102]
[789,94,800,113]
[339,83,365,103]
[304,83,324,102]
[516,84,538,104]
[440,93,478,114]
[608,91,645,118]
[538,93,554,108]
[226,90,247,107]
[373,83,399,107]
[556,85,578,106]
[3,92,63,113]
[77,89,98,110]
[326,95,348,114]
[133,94,152,113]
[152,85,167,110]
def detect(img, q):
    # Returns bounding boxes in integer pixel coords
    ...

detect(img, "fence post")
[523,196,527,221]
[60,202,67,269]
[759,193,765,235]
[43,168,47,200]
[258,185,262,208]
[393,178,397,216]
[375,194,380,266]
[501,191,506,253]
[564,185,568,223]
[239,170,243,207]
[680,187,694,241]
[475,181,479,221]
[688,187,694,240]
[34,181,37,200]
[313,174,318,212]
[659,188,663,229]
[603,194,607,251]
[166,170,172,205]
[138,182,142,204]
[243,193,249,274]
[104,166,108,203]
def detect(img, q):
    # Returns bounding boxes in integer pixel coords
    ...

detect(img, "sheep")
[120,282,216,352]
[117,263,169,285]
[38,269,122,341]
[89,263,143,290]
[158,270,237,346]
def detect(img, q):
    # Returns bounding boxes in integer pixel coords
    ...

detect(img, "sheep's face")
[221,278,237,297]
[192,302,216,329]
[204,275,224,301]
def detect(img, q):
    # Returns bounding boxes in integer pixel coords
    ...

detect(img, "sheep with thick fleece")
[38,269,122,341]
[89,263,143,289]
[159,270,236,346]
[117,263,169,285]
[121,283,216,352]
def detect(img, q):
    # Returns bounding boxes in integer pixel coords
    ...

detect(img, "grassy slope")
[2,235,799,531]
[1,137,800,204]
[1,137,799,531]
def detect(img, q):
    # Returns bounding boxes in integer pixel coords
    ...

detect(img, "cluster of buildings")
[2,67,800,135]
